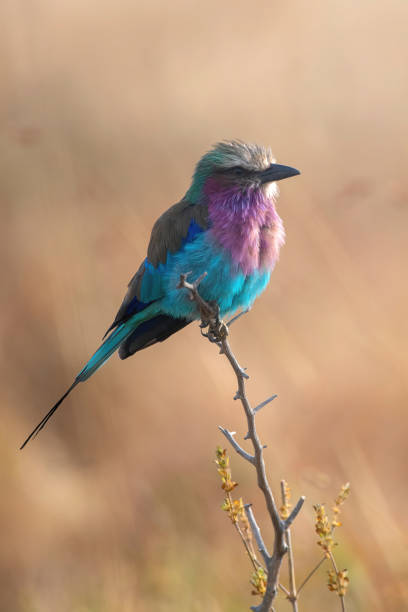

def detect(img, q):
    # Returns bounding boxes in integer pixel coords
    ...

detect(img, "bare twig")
[178,273,306,612]
[281,480,299,612]
[218,427,255,464]
[297,557,326,594]
[285,496,306,529]
[245,504,270,565]
[227,307,251,327]
[279,583,291,597]
[254,395,278,414]
[229,492,261,573]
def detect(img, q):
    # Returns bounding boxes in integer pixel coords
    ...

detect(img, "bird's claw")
[215,320,229,339]
[195,298,229,344]
[207,318,229,343]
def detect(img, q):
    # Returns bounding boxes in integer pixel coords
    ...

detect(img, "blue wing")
[103,201,207,337]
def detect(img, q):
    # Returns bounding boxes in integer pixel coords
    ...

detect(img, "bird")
[20,140,300,449]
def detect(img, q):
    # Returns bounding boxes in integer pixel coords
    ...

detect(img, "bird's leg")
[177,272,227,342]
[207,302,229,343]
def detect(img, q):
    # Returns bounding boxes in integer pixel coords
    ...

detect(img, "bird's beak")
[259,163,300,184]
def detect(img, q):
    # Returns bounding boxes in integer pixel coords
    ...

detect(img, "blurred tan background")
[1,1,407,610]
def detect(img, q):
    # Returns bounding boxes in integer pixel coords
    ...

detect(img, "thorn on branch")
[285,496,306,529]
[254,395,278,414]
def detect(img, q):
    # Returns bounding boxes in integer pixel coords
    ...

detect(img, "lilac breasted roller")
[21,140,300,448]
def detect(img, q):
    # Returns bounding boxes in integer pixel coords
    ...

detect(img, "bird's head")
[186,140,300,203]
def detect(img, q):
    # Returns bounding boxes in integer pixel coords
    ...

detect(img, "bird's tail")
[20,303,161,449]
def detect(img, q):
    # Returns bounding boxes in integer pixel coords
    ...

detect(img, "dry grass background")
[1,1,407,610]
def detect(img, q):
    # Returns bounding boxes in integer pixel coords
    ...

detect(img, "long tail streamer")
[20,304,161,449]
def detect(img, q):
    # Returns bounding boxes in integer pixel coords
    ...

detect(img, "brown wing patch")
[147,200,208,266]
[104,200,207,337]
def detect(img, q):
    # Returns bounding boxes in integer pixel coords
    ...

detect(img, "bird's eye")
[231,166,245,176]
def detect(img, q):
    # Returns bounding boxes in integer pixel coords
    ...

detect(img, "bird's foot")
[199,301,229,344]
[209,307,229,343]
[210,319,229,341]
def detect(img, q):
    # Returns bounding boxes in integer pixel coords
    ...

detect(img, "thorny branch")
[177,272,305,612]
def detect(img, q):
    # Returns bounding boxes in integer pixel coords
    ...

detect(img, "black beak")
[259,163,300,184]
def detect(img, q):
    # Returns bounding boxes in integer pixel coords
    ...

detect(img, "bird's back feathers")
[147,199,208,266]
[104,200,208,337]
